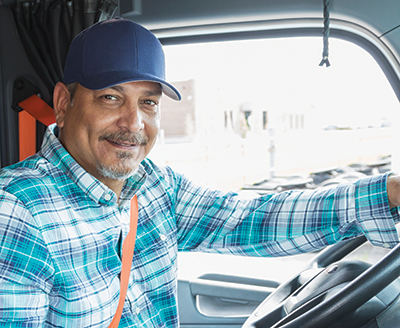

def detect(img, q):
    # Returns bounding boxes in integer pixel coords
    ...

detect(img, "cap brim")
[66,71,181,101]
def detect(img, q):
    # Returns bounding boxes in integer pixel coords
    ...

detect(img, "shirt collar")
[39,124,147,207]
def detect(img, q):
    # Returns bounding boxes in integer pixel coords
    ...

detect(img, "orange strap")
[18,110,37,161]
[108,195,139,328]
[18,94,56,126]
[17,95,56,161]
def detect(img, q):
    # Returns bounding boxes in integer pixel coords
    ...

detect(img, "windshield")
[151,37,398,190]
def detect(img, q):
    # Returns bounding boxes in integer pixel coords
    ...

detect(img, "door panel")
[178,273,280,327]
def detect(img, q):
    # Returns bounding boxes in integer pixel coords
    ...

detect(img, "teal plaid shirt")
[0,125,399,327]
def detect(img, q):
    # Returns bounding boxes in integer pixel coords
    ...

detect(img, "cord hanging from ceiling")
[319,0,331,67]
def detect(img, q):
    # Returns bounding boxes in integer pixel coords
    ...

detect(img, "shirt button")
[135,307,140,315]
[160,234,167,242]
[104,194,112,201]
[383,243,391,248]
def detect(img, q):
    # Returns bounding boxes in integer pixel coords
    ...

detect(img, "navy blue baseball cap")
[63,18,181,101]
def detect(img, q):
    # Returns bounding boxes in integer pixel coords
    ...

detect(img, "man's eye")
[143,99,157,106]
[102,95,118,101]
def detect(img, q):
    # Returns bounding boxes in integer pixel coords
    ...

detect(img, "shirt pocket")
[132,219,178,296]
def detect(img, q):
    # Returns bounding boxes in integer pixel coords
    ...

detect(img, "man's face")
[55,81,162,185]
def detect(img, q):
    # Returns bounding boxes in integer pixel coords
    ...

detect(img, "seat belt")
[109,195,139,328]
[18,94,56,126]
[18,110,37,161]
[16,94,56,161]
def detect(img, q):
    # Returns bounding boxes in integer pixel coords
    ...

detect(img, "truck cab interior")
[1,0,400,327]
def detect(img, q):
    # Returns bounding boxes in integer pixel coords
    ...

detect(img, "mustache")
[99,131,148,145]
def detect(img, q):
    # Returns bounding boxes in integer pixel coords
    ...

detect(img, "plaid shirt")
[0,125,399,327]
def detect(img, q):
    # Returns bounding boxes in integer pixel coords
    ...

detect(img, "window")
[148,37,400,282]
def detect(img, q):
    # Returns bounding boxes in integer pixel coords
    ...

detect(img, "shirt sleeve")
[354,173,399,248]
[0,190,54,326]
[169,169,399,256]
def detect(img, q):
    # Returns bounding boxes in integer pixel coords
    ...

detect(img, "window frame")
[153,18,400,102]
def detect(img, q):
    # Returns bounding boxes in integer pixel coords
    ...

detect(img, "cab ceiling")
[121,0,400,39]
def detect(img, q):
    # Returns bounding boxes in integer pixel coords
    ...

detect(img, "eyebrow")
[109,85,125,93]
[145,89,163,97]
[109,85,163,96]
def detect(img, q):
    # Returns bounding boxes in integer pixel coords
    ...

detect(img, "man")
[0,17,399,327]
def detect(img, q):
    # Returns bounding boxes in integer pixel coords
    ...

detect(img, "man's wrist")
[387,173,400,209]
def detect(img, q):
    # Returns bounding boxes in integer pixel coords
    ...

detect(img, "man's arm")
[0,190,53,326]
[168,167,399,254]
[0,279,49,326]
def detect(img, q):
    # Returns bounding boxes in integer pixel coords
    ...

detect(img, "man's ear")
[53,82,71,128]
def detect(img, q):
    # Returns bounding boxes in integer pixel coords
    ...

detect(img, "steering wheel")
[242,235,400,328]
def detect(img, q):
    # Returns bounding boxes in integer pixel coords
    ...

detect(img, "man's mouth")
[108,140,137,147]
[99,131,148,149]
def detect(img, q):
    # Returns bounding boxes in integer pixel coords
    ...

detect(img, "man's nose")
[119,105,144,132]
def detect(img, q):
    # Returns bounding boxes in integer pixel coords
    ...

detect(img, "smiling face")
[53,81,162,194]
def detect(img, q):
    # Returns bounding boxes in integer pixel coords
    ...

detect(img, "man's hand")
[387,174,400,209]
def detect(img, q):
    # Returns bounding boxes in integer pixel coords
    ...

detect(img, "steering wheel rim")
[243,236,400,328]
[305,235,367,269]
